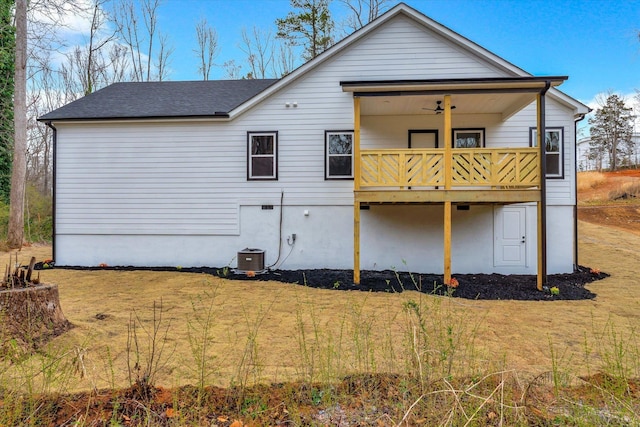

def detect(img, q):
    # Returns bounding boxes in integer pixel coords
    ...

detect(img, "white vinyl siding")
[53,11,579,272]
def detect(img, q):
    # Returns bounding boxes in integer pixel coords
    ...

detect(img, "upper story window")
[530,127,564,178]
[452,128,485,148]
[248,131,277,180]
[325,131,354,179]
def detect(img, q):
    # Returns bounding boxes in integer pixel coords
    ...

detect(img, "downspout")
[539,81,551,288]
[573,113,587,271]
[45,121,57,263]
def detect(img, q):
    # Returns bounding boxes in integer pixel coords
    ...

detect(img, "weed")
[217,266,230,277]
[401,294,482,392]
[592,319,639,384]
[186,285,221,407]
[548,335,573,395]
[230,297,277,410]
[126,299,175,401]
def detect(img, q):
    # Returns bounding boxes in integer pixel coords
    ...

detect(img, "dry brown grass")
[2,223,640,395]
[577,171,607,192]
[609,180,640,200]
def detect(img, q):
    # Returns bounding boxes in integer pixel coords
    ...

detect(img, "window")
[325,131,354,179]
[248,132,277,180]
[530,127,563,178]
[452,129,485,148]
[408,129,439,148]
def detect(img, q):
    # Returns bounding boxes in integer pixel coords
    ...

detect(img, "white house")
[577,133,640,171]
[39,3,589,288]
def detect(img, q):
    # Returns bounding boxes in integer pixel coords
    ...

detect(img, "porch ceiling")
[358,92,535,119]
[342,76,567,120]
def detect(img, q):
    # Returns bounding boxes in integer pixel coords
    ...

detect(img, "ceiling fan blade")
[421,100,456,112]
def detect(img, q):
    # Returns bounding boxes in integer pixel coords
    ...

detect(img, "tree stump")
[1,284,72,355]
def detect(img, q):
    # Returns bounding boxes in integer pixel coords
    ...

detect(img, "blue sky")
[152,0,640,107]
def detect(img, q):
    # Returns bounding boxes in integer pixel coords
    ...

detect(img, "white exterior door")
[494,206,527,267]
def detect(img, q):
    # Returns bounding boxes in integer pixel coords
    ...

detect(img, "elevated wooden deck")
[356,147,540,204]
[351,93,548,290]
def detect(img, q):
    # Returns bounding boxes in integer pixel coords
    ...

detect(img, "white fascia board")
[547,88,591,117]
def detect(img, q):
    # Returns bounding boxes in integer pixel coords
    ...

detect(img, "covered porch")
[341,77,568,290]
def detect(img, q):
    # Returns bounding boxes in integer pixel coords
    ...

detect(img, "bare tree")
[82,0,117,94]
[194,18,218,80]
[240,26,273,79]
[222,59,242,79]
[62,18,119,96]
[154,32,173,81]
[272,41,296,78]
[113,0,172,81]
[340,0,390,34]
[27,1,126,200]
[8,0,27,248]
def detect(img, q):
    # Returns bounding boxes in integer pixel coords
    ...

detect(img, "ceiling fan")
[422,100,456,114]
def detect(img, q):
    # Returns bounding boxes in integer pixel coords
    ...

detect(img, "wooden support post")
[354,201,361,284]
[536,92,547,290]
[444,200,452,284]
[444,95,452,190]
[353,96,361,284]
[354,97,361,191]
[537,201,543,290]
[443,95,453,285]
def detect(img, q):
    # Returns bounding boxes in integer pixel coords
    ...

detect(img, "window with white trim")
[325,131,354,179]
[530,127,563,178]
[248,131,277,180]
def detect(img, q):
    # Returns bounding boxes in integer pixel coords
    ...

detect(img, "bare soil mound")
[578,169,640,236]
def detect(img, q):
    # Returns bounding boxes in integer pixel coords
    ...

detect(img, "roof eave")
[340,76,568,95]
[36,113,231,123]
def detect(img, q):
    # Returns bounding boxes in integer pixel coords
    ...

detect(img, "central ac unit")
[237,248,265,272]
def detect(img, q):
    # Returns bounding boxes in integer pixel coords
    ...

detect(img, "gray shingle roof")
[38,79,279,121]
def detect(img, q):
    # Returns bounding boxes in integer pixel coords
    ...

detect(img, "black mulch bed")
[37,262,608,301]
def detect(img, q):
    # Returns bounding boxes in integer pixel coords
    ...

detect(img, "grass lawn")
[3,219,639,390]
[1,218,639,425]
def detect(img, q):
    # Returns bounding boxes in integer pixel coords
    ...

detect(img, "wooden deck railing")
[359,148,540,188]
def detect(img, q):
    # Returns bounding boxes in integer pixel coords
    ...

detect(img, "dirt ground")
[578,169,640,235]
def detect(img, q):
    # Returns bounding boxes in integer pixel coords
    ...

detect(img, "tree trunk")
[7,0,27,248]
[1,284,72,354]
